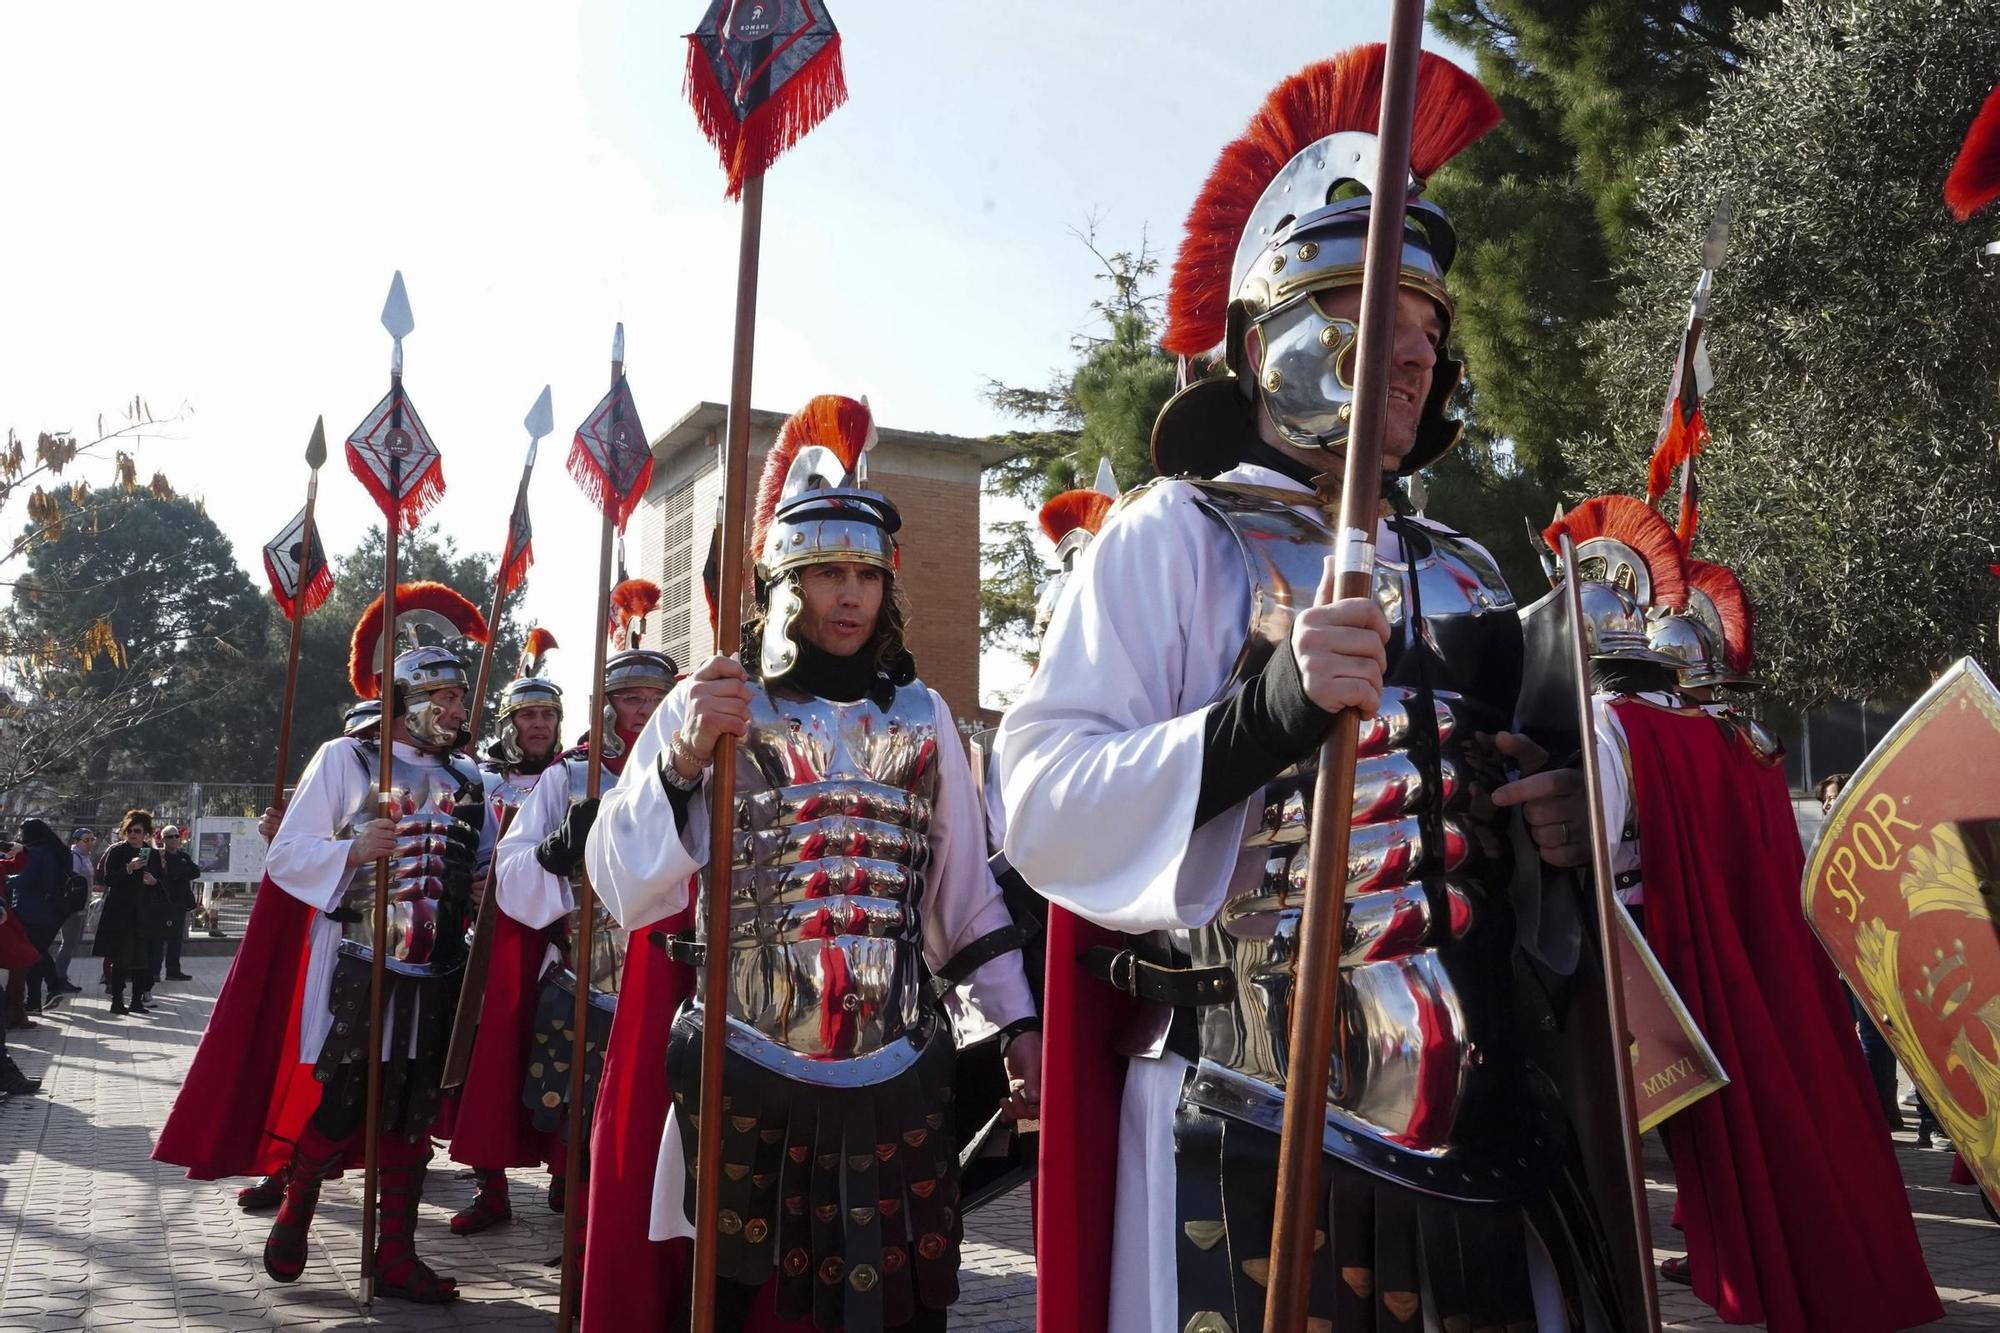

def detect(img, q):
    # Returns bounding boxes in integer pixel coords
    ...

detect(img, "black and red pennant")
[568,375,653,533]
[499,494,533,597]
[262,505,332,620]
[346,384,444,533]
[685,0,847,198]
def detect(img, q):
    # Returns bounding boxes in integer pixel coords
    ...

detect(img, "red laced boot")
[375,1156,458,1304]
[449,1166,513,1235]
[262,1124,347,1283]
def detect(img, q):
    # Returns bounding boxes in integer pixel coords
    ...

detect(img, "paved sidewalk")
[0,954,1991,1329]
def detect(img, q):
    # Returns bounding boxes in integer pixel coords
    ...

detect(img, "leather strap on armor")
[1082,945,1236,1007]
[929,925,1027,996]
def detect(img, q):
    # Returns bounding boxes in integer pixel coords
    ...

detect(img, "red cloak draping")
[578,902,695,1333]
[1615,699,1941,1332]
[1033,904,1136,1331]
[154,877,338,1178]
[447,905,557,1169]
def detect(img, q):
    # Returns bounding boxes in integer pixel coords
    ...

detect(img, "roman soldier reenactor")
[446,626,571,1233]
[154,582,492,1304]
[586,394,1041,1333]
[996,45,1637,1331]
[1575,505,1942,1332]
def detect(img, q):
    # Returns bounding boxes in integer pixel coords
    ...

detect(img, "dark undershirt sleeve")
[1193,638,1337,828]
[657,761,697,835]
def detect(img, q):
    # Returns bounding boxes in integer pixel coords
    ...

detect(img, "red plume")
[1947,81,2000,221]
[1542,495,1689,610]
[523,626,559,659]
[1163,44,1501,357]
[1686,558,1754,676]
[1038,490,1115,544]
[752,394,876,557]
[346,581,492,700]
[611,578,662,622]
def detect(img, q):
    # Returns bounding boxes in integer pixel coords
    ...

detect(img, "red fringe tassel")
[684,32,848,200]
[498,540,533,599]
[346,443,445,535]
[1646,403,1707,506]
[566,436,654,535]
[267,558,334,622]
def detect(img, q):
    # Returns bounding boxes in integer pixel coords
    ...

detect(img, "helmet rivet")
[1263,370,1282,392]
[1268,254,1286,274]
[1298,242,1318,262]
[1319,325,1340,348]
[1338,403,1353,422]
[791,532,804,545]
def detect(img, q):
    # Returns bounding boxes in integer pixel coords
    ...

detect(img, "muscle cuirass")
[690,678,940,1085]
[480,760,543,815]
[554,755,628,995]
[332,741,480,962]
[1177,482,1556,1202]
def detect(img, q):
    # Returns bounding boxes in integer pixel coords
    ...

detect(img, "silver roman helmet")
[492,627,564,765]
[751,394,899,682]
[347,581,491,754]
[1152,46,1503,478]
[598,580,676,759]
[1543,495,1693,665]
[1032,457,1120,640]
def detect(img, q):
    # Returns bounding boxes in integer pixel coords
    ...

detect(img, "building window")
[659,481,694,669]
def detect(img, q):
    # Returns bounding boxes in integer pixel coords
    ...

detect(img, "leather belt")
[1082,946,1235,1006]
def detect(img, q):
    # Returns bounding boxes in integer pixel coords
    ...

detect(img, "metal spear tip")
[381,271,415,340]
[1701,193,1736,272]
[612,322,625,364]
[305,416,328,469]
[1093,455,1119,497]
[524,385,555,441]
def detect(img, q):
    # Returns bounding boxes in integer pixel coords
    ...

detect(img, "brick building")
[629,402,1010,723]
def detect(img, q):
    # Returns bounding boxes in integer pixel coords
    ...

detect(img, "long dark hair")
[744,571,917,686]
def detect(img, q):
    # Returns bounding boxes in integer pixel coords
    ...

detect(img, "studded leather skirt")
[520,962,616,1140]
[666,1011,962,1332]
[312,939,463,1144]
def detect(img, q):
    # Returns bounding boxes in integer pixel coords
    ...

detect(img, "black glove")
[535,798,599,879]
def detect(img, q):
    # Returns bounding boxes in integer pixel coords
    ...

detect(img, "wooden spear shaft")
[359,460,401,1307]
[556,357,623,1333]
[1262,3,1424,1326]
[269,471,321,812]
[1559,533,1662,1331]
[690,167,765,1333]
[465,483,529,744]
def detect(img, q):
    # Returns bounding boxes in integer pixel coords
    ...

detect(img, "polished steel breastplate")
[481,761,541,816]
[555,755,628,994]
[694,679,939,1084]
[333,741,479,962]
[1179,483,1538,1199]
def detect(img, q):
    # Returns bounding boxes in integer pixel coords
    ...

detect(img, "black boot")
[109,978,128,1016]
[0,1056,41,1096]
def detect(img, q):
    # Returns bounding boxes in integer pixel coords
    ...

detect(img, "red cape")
[1033,905,1136,1331]
[1615,700,1940,1332]
[447,905,557,1169]
[579,903,696,1333]
[154,876,341,1178]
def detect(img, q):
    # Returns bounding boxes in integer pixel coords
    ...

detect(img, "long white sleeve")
[995,473,1263,933]
[585,680,705,930]
[266,737,369,912]
[495,764,575,931]
[919,690,1037,1034]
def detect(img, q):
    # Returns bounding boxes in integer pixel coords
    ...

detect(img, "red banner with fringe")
[685,0,847,199]
[346,384,444,532]
[261,505,333,620]
[569,376,652,533]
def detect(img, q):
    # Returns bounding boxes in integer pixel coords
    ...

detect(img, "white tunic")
[995,464,1569,1331]
[265,737,492,1061]
[584,676,1039,1241]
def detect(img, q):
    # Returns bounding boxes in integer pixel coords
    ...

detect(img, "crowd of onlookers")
[0,809,203,1100]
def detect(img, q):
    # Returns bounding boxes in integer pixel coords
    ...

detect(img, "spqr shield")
[1805,657,2000,1208]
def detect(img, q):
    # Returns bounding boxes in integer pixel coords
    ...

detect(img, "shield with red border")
[1804,657,2000,1206]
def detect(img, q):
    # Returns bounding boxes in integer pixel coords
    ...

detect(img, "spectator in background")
[0,837,28,1029]
[7,819,76,1014]
[95,810,164,1017]
[154,827,198,982]
[56,829,95,993]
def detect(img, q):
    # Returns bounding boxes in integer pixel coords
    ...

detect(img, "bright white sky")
[1,1,1465,722]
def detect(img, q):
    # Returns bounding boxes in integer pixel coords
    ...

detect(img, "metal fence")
[0,778,279,841]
